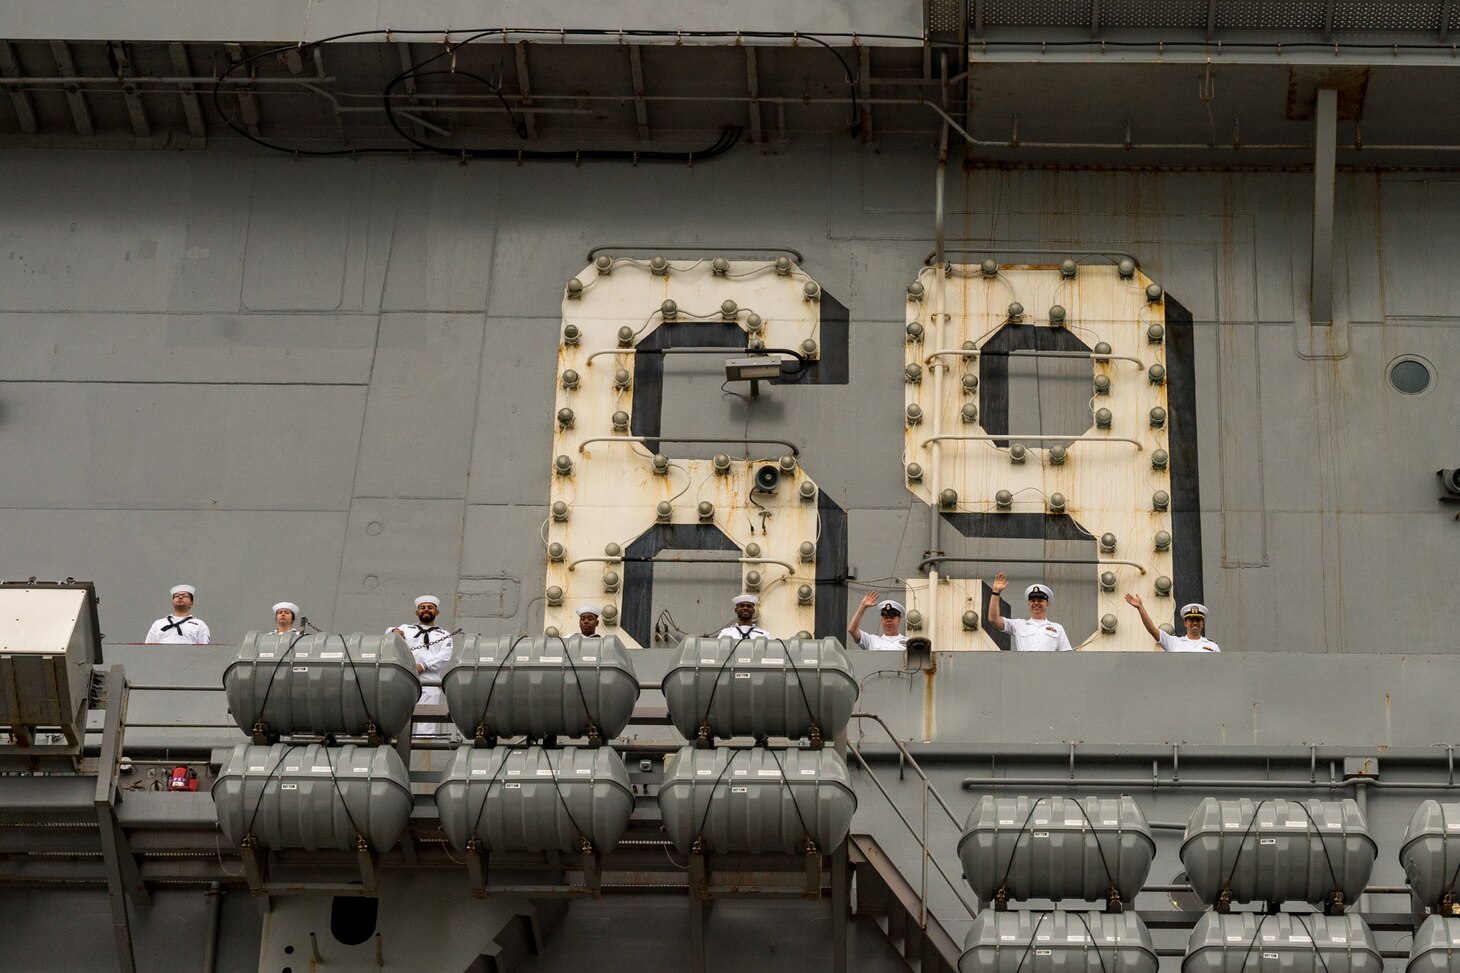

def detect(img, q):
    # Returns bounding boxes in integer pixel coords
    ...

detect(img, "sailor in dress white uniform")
[271,601,300,635]
[388,595,455,734]
[1125,593,1221,652]
[987,573,1074,651]
[144,584,211,644]
[575,605,604,639]
[847,590,909,651]
[715,594,771,640]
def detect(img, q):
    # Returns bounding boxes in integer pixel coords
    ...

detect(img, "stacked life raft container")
[1400,801,1460,973]
[1178,798,1381,973]
[436,634,639,893]
[956,795,1159,973]
[657,636,859,877]
[214,632,421,890]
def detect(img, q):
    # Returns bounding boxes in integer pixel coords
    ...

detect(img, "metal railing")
[923,433,1143,449]
[845,712,977,927]
[923,348,1145,367]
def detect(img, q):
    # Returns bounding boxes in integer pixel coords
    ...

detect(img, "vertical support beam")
[857,46,872,143]
[224,43,261,138]
[514,42,538,139]
[1310,87,1337,328]
[93,666,141,973]
[745,46,763,144]
[395,42,425,139]
[830,842,849,973]
[109,42,152,138]
[49,41,93,136]
[628,45,650,141]
[0,42,38,136]
[168,43,205,140]
[689,852,708,973]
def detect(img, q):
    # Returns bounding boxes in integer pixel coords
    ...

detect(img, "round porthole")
[1388,356,1433,395]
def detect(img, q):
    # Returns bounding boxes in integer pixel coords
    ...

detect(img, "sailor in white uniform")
[388,595,455,735]
[987,574,1074,651]
[575,605,603,638]
[715,594,771,640]
[144,585,211,644]
[1125,593,1221,652]
[271,601,300,635]
[848,590,909,652]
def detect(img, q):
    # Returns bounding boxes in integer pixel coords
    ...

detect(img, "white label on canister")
[249,765,266,772]
[285,765,300,772]
[1103,818,1117,826]
[999,819,1014,825]
[1326,822,1339,829]
[507,769,521,776]
[1262,935,1275,942]
[576,768,590,774]
[758,770,780,777]
[1068,935,1085,942]
[472,769,489,776]
[700,659,717,664]
[353,767,367,773]
[505,782,520,789]
[537,769,553,776]
[735,658,750,664]
[582,656,597,662]
[1036,949,1052,956]
[1260,838,1276,845]
[312,766,330,773]
[1033,831,1050,838]
[541,656,562,663]
[801,769,816,775]
[759,658,783,665]
[291,666,309,672]
[1448,822,1460,831]
[735,673,751,679]
[1263,954,1279,960]
[697,770,712,776]
[1037,935,1050,942]
[1290,934,1310,943]
[1034,817,1049,825]
[482,657,495,663]
[731,786,748,793]
[259,652,275,659]
[515,655,529,662]
[362,653,376,660]
[1227,937,1244,943]
[281,783,297,790]
[733,769,747,775]
[321,652,343,659]
[1285,820,1306,827]
[1332,934,1345,942]
[1001,936,1017,942]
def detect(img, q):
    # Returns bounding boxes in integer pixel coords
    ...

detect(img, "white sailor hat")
[170,584,196,597]
[575,605,602,618]
[1024,584,1052,600]
[414,594,441,608]
[1181,603,1209,619]
[876,599,905,616]
[272,602,299,617]
[732,594,759,606]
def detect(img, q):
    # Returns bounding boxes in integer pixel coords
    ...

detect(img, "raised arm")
[1123,592,1161,641]
[987,572,1008,630]
[848,590,879,644]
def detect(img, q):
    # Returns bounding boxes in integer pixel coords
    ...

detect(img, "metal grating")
[1334,1,1443,31]
[1101,0,1209,28]
[929,0,965,32]
[1216,1,1327,30]
[982,0,1091,27]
